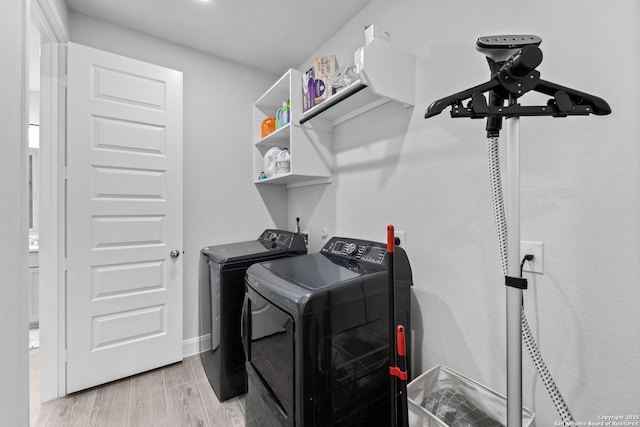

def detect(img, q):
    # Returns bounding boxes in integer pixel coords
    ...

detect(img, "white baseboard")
[183,333,211,358]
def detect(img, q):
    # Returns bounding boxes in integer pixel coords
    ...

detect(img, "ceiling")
[65,0,374,75]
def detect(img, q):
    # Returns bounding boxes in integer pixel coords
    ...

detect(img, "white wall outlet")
[520,241,544,274]
[394,231,406,248]
[320,227,329,239]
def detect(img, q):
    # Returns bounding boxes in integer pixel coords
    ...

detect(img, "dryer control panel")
[321,237,388,265]
[258,229,306,251]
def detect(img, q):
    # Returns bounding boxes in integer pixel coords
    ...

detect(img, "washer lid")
[259,252,383,290]
[246,253,389,315]
[201,240,287,265]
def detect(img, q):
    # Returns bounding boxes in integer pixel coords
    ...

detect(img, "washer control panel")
[259,230,297,247]
[321,237,387,265]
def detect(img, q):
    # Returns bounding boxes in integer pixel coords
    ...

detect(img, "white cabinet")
[28,251,39,325]
[253,69,332,187]
[299,38,416,126]
[252,39,416,187]
[29,268,39,324]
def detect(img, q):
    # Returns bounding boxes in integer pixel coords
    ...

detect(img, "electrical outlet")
[394,231,406,248]
[520,241,544,274]
[320,227,329,239]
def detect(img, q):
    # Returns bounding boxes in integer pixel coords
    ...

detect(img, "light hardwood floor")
[29,349,246,427]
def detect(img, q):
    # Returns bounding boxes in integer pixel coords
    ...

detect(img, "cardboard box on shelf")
[314,76,334,104]
[315,55,338,77]
[302,67,315,112]
[313,55,338,104]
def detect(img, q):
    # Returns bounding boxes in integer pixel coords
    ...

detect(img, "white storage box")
[407,365,535,427]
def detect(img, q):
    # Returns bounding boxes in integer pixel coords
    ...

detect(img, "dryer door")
[244,285,294,423]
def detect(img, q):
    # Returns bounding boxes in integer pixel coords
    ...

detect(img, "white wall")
[69,12,283,343]
[30,91,40,124]
[51,0,68,29]
[43,0,69,36]
[291,0,640,424]
[0,0,29,424]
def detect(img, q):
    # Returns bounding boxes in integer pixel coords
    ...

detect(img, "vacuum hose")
[487,136,576,424]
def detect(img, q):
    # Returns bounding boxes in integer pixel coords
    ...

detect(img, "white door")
[66,42,183,393]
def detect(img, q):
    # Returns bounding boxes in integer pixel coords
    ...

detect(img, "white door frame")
[31,0,69,401]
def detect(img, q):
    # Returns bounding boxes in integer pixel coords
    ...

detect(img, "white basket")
[407,365,535,427]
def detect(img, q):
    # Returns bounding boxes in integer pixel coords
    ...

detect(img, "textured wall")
[69,12,281,342]
[290,0,640,424]
[0,0,29,424]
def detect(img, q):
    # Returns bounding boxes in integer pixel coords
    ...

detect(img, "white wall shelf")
[252,40,415,187]
[256,173,331,187]
[253,69,332,188]
[255,123,290,149]
[298,37,416,127]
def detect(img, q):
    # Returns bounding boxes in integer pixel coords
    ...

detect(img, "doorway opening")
[28,16,41,352]
[28,0,69,406]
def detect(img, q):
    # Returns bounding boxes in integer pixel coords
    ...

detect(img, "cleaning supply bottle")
[261,117,276,138]
[275,148,290,175]
[284,99,290,125]
[275,105,284,129]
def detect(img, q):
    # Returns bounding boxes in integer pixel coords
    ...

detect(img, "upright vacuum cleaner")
[424,35,610,427]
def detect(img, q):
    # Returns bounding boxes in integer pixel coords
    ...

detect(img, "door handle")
[170,249,180,258]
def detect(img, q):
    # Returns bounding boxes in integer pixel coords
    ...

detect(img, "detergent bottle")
[261,117,276,138]
[283,99,290,125]
[275,148,290,175]
[263,147,282,178]
[275,105,284,129]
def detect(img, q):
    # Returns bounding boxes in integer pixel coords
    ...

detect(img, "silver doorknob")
[170,250,180,258]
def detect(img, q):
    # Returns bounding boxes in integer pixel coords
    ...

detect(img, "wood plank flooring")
[29,349,245,427]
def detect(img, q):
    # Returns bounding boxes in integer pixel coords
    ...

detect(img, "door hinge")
[62,167,68,180]
[62,258,68,271]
